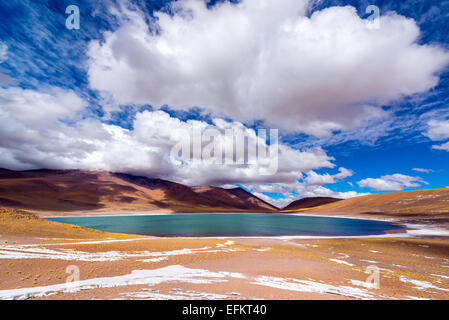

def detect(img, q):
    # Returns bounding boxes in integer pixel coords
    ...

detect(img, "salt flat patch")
[406,296,429,300]
[431,274,449,280]
[256,247,272,252]
[0,246,161,261]
[0,265,246,300]
[0,262,393,300]
[350,279,377,289]
[0,246,129,261]
[135,244,242,262]
[399,276,449,292]
[406,224,449,237]
[122,288,230,300]
[218,272,247,279]
[0,242,239,262]
[14,238,149,248]
[330,259,354,266]
[252,276,373,299]
[360,259,378,264]
[141,257,168,263]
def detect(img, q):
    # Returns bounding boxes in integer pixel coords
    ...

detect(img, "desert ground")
[0,208,448,300]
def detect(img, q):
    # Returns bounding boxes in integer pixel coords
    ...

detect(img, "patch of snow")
[399,276,449,292]
[141,257,168,263]
[406,296,429,300]
[0,265,245,300]
[350,280,377,289]
[360,259,378,264]
[123,288,230,300]
[330,259,354,266]
[252,276,373,299]
[406,224,449,237]
[0,244,241,262]
[431,274,449,280]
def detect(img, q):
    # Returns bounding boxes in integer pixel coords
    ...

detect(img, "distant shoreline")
[41,211,273,218]
[46,212,408,239]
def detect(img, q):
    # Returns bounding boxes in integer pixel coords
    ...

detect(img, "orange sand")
[0,208,448,300]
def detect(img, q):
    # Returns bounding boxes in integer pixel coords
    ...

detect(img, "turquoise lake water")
[47,214,403,237]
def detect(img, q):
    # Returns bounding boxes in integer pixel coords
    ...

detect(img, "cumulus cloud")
[87,0,449,137]
[132,109,337,186]
[423,120,449,151]
[250,181,368,208]
[357,173,428,191]
[0,86,337,188]
[296,185,367,200]
[424,120,449,141]
[302,167,353,185]
[244,165,363,208]
[304,171,335,185]
[1,84,374,207]
[252,192,298,209]
[333,167,354,180]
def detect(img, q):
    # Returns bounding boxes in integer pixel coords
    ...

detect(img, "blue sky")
[1,0,449,207]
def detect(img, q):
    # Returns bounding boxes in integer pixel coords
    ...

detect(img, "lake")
[47,214,403,237]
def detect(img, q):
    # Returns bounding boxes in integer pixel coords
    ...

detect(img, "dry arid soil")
[0,208,448,300]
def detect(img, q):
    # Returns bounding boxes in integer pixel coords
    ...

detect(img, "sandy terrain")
[0,208,448,300]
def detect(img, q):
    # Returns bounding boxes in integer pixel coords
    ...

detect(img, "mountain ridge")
[1,168,449,218]
[282,197,342,211]
[287,188,449,217]
[0,168,277,214]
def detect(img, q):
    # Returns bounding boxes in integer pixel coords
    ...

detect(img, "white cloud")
[424,120,449,151]
[0,86,336,188]
[1,86,370,208]
[424,120,449,141]
[245,175,368,208]
[333,167,354,180]
[304,171,335,185]
[252,191,298,209]
[0,42,7,63]
[294,184,368,200]
[243,165,359,207]
[357,173,428,191]
[432,141,449,151]
[302,166,353,185]
[87,0,449,137]
[412,168,434,173]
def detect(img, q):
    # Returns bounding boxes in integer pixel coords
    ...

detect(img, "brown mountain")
[282,197,342,211]
[0,169,277,214]
[297,188,449,217]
